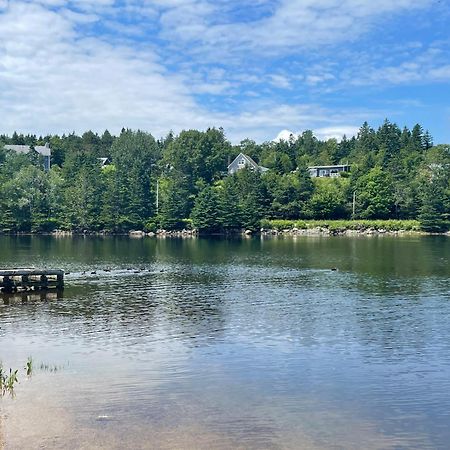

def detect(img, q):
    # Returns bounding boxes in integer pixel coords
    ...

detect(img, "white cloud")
[273,130,298,142]
[215,103,370,143]
[273,126,359,143]
[156,0,432,59]
[427,65,450,81]
[0,1,372,143]
[269,75,292,89]
[345,45,450,87]
[0,2,206,137]
[314,126,359,141]
[0,0,444,144]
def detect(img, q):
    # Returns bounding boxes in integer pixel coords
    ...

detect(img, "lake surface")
[1,235,449,449]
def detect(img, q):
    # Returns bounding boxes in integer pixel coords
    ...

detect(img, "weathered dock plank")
[0,269,64,277]
[0,269,64,293]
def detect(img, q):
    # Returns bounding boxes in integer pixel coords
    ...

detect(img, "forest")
[0,120,449,234]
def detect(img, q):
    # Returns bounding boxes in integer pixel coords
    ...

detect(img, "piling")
[0,269,64,294]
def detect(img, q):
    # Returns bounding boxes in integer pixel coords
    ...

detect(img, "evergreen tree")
[159,172,191,230]
[235,168,268,230]
[111,129,160,227]
[191,184,220,233]
[217,177,243,230]
[356,166,395,219]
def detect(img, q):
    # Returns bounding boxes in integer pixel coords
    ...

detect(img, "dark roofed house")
[308,164,350,178]
[228,153,269,175]
[4,143,51,171]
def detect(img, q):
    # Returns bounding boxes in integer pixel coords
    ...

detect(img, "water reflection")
[1,290,63,306]
[0,235,449,449]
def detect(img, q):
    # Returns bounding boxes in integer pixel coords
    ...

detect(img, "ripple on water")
[0,235,449,449]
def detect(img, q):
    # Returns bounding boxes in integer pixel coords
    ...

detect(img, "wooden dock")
[0,269,64,293]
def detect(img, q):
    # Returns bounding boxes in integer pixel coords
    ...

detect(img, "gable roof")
[228,152,258,169]
[4,143,51,157]
[228,152,268,172]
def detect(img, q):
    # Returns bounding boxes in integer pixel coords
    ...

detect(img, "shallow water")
[0,235,449,449]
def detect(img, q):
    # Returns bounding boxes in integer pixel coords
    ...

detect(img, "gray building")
[4,143,51,171]
[308,164,350,178]
[228,153,269,175]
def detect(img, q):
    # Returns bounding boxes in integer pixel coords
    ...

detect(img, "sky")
[0,0,449,144]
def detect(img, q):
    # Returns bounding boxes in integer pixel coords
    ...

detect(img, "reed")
[0,365,18,396]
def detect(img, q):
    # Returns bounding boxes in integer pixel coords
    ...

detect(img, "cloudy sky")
[0,0,449,143]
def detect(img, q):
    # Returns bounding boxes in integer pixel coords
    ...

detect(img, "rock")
[244,229,253,235]
[129,230,145,237]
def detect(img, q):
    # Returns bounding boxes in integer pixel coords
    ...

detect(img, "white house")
[308,164,350,178]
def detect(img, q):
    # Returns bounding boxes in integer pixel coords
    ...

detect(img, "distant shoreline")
[1,219,449,237]
[1,229,449,238]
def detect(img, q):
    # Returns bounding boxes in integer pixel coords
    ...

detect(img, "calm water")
[0,235,449,449]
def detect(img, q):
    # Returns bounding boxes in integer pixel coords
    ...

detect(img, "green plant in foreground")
[25,357,33,377]
[0,358,65,397]
[0,365,19,396]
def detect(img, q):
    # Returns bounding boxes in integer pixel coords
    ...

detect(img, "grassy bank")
[260,219,422,232]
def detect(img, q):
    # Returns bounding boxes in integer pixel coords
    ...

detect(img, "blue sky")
[0,0,449,143]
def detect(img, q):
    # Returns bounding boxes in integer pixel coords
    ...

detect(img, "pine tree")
[191,185,220,233]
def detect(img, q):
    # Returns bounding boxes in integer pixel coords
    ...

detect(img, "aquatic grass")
[0,364,19,396]
[0,358,65,397]
[25,357,33,377]
[39,362,63,373]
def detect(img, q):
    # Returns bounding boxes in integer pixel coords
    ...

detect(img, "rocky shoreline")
[39,227,450,237]
[259,227,427,236]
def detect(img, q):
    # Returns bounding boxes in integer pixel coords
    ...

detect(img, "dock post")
[57,273,64,290]
[2,276,14,294]
[22,275,29,291]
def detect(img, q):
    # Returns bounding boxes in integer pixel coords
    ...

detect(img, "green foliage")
[159,172,191,230]
[356,166,395,219]
[163,128,231,187]
[0,121,448,233]
[261,219,420,232]
[191,184,221,232]
[110,129,159,225]
[235,168,269,230]
[418,205,447,232]
[26,357,33,377]
[0,364,19,396]
[144,219,158,233]
[309,178,349,219]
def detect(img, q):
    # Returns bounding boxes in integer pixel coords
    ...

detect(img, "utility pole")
[156,179,159,215]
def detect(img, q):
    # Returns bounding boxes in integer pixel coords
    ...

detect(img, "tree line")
[0,121,449,233]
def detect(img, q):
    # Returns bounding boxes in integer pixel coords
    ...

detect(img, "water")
[0,235,449,449]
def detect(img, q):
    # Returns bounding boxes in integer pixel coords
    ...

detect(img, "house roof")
[228,153,256,169]
[4,143,51,157]
[308,164,350,170]
[98,157,110,167]
[228,152,269,172]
